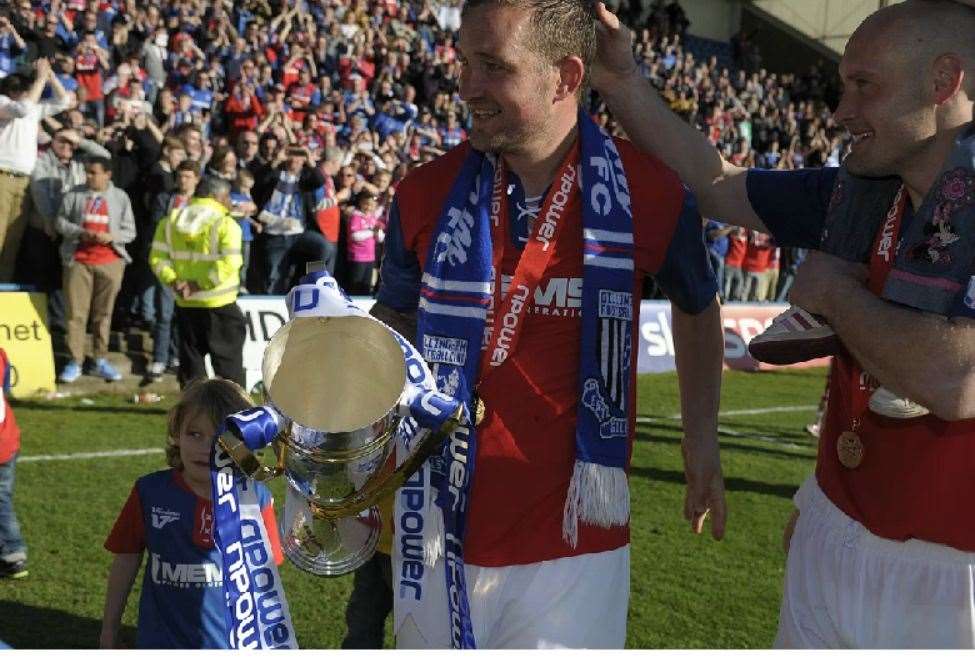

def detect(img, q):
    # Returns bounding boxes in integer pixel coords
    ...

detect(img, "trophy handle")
[308,404,465,520]
[218,428,288,482]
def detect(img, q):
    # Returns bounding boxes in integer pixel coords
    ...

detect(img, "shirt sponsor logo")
[151,506,180,530]
[498,275,584,318]
[150,552,222,588]
[422,335,468,367]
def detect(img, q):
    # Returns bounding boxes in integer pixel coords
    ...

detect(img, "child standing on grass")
[0,348,27,580]
[99,378,283,649]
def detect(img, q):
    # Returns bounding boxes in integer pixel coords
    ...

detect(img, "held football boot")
[868,387,930,419]
[747,305,843,364]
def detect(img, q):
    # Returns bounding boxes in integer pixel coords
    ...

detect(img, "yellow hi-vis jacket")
[149,197,243,308]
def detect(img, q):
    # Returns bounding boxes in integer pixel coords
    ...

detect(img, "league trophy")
[217,268,463,576]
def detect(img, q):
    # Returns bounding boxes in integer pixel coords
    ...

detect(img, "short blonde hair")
[165,378,254,469]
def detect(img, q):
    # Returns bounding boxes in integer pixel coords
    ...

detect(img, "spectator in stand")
[224,82,264,137]
[0,59,73,282]
[254,144,330,294]
[345,189,382,295]
[439,110,466,149]
[74,30,110,127]
[231,168,258,293]
[775,247,807,303]
[740,231,775,303]
[233,130,260,172]
[722,226,747,301]
[313,145,342,275]
[704,219,732,302]
[145,159,199,383]
[27,126,110,331]
[0,15,27,80]
[55,155,135,383]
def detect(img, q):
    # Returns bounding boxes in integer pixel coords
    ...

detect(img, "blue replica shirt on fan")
[378,170,718,316]
[104,469,282,649]
[746,167,975,320]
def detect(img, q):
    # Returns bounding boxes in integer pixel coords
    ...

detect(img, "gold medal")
[836,431,864,469]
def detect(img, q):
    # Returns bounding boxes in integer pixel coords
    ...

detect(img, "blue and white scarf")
[258,171,305,236]
[210,417,299,649]
[406,110,636,648]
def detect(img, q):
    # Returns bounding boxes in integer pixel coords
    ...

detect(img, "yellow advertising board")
[0,292,56,397]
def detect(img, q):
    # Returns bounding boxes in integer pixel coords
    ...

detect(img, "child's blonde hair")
[165,378,254,469]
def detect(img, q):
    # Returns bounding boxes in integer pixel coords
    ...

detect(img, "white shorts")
[776,476,975,648]
[396,546,629,649]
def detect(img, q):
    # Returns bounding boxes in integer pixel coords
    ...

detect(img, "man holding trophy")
[210,0,724,649]
[369,0,726,648]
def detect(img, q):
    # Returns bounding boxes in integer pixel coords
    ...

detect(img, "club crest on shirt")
[151,506,181,529]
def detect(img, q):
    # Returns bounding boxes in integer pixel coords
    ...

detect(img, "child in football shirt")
[99,378,283,649]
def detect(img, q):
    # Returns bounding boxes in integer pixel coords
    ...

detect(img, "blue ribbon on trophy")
[210,407,298,649]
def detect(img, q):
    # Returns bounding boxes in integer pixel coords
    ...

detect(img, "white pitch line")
[20,448,163,463]
[21,405,819,464]
[678,404,817,420]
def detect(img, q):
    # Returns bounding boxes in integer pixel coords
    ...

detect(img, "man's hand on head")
[788,251,869,319]
[591,2,639,93]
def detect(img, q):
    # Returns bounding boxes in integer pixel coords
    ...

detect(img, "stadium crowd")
[0,0,845,381]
